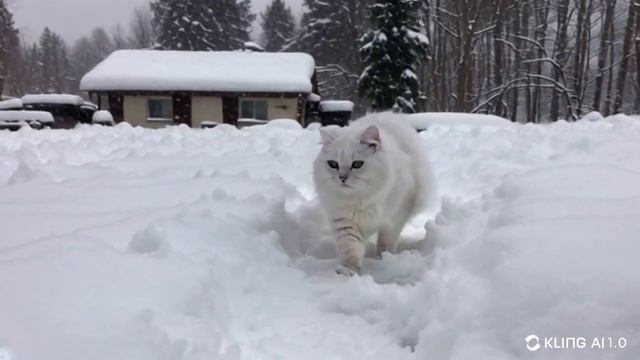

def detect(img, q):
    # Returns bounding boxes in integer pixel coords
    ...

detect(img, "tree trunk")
[492,0,505,116]
[510,2,523,122]
[604,16,616,115]
[635,0,640,112]
[572,0,592,117]
[533,0,550,122]
[593,0,617,112]
[456,0,474,112]
[613,0,638,113]
[550,0,570,121]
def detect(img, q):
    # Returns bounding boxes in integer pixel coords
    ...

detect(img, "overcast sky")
[9,0,304,44]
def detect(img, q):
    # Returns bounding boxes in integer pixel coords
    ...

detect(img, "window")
[240,100,268,120]
[147,98,173,120]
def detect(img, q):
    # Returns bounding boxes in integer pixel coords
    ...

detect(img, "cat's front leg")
[333,219,366,275]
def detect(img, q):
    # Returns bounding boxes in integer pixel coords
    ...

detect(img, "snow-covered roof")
[0,98,23,110]
[0,110,55,124]
[319,100,354,112]
[80,50,316,93]
[22,94,85,106]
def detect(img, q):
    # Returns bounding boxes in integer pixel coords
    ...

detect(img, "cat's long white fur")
[313,112,436,274]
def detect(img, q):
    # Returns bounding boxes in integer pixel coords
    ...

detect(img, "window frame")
[147,97,173,121]
[239,99,268,121]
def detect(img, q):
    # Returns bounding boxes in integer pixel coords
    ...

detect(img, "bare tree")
[129,5,155,49]
[593,0,617,112]
[613,0,638,113]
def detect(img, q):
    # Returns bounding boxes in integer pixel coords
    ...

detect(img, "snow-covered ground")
[1,115,639,360]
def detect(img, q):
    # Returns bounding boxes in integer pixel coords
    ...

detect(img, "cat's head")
[313,125,390,195]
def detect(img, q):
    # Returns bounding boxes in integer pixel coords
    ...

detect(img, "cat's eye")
[327,160,339,169]
[351,161,364,169]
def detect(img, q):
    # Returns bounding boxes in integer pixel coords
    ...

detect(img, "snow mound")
[407,112,510,130]
[129,223,170,257]
[0,113,639,359]
[92,110,114,125]
[264,119,303,130]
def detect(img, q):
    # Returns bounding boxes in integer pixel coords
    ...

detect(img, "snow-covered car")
[0,110,54,130]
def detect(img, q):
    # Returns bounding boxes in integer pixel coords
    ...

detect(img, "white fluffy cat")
[313,112,435,275]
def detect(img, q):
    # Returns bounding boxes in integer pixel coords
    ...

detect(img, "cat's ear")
[360,125,381,151]
[319,126,340,146]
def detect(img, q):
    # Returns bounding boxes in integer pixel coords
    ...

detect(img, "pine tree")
[288,0,367,70]
[260,0,296,51]
[39,27,69,93]
[287,0,369,102]
[151,0,254,51]
[25,43,41,93]
[358,0,428,113]
[219,0,255,50]
[151,0,216,50]
[0,0,19,95]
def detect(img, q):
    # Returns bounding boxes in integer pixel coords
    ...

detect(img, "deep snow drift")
[0,115,639,360]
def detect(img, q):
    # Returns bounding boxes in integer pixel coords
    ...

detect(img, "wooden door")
[173,93,192,126]
[108,94,124,123]
[222,96,239,126]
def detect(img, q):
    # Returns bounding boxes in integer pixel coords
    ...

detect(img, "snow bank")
[80,50,316,93]
[92,110,114,125]
[0,110,54,124]
[0,114,639,359]
[0,98,22,110]
[407,112,510,130]
[319,100,354,112]
[21,94,85,106]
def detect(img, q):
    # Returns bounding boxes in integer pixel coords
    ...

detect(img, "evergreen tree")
[25,44,41,93]
[0,0,19,95]
[288,0,367,70]
[219,0,255,50]
[39,27,69,93]
[358,0,428,113]
[260,0,295,51]
[286,0,369,102]
[151,0,254,51]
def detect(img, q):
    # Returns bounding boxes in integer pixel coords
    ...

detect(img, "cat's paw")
[335,264,359,276]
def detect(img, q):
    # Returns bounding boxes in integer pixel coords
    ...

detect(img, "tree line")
[286,0,640,120]
[1,0,639,122]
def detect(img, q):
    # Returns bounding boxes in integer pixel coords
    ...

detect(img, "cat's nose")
[339,174,348,182]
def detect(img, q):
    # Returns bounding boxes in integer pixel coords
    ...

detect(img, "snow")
[21,94,86,106]
[0,110,55,124]
[0,98,23,110]
[242,41,265,52]
[407,112,510,130]
[319,100,354,112]
[1,114,640,359]
[307,93,321,102]
[200,120,221,128]
[92,110,114,125]
[80,50,316,93]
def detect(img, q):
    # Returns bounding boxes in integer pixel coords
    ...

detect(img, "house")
[79,50,319,128]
